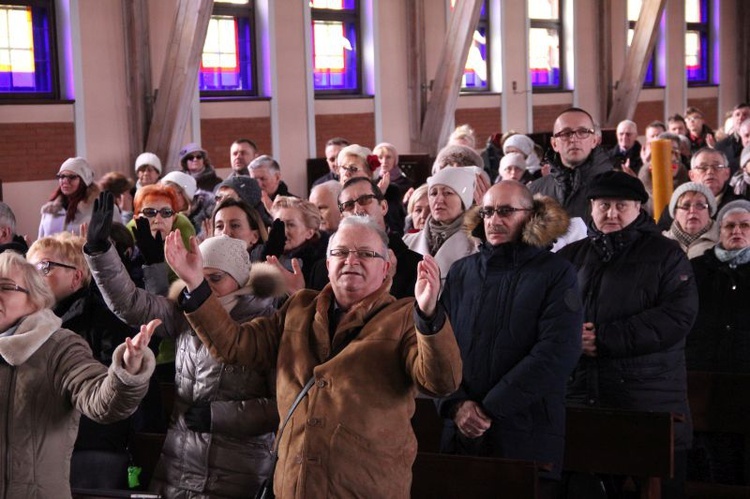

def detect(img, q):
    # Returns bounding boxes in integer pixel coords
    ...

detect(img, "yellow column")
[650,139,674,221]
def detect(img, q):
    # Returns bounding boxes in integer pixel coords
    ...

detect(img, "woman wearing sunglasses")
[38,157,119,238]
[126,184,195,251]
[85,193,285,497]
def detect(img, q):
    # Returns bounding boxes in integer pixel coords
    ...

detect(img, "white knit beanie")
[135,152,163,174]
[59,157,95,186]
[427,166,479,210]
[502,134,535,157]
[200,236,251,286]
[500,152,528,172]
[161,171,197,200]
[668,182,717,218]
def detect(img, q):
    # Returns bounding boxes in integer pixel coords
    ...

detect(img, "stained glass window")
[0,1,56,98]
[199,0,256,97]
[311,0,360,93]
[450,0,489,91]
[685,0,710,84]
[528,0,561,89]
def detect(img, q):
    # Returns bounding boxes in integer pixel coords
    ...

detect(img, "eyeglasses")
[685,116,703,122]
[328,248,386,260]
[34,260,77,276]
[56,174,80,182]
[478,206,533,219]
[186,155,203,161]
[338,194,379,213]
[675,202,709,212]
[0,281,29,294]
[721,221,750,232]
[141,207,175,218]
[552,128,595,142]
[205,271,228,283]
[340,165,364,174]
[693,163,728,173]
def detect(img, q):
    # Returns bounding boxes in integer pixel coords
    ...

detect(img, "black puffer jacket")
[528,147,613,222]
[687,249,750,373]
[558,212,698,450]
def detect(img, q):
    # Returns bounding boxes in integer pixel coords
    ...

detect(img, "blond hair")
[0,251,55,310]
[271,196,322,235]
[27,232,91,286]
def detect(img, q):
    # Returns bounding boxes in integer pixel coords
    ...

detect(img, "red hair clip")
[366,154,381,171]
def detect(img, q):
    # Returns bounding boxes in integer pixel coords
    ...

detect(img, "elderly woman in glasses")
[403,167,480,288]
[662,183,720,259]
[0,250,156,498]
[126,184,195,252]
[85,193,284,498]
[39,157,119,238]
[26,232,140,489]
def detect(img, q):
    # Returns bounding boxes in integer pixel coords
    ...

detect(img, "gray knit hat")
[200,236,251,286]
[668,182,717,218]
[717,199,750,225]
[217,176,262,207]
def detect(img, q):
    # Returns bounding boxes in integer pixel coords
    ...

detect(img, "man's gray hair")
[249,155,280,173]
[618,119,637,132]
[311,179,342,200]
[327,215,389,259]
[0,202,16,233]
[691,147,728,169]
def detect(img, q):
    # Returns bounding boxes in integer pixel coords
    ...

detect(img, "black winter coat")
[558,213,698,450]
[438,241,583,478]
[687,249,750,373]
[528,147,613,223]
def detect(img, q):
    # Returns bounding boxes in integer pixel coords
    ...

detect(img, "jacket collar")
[0,309,62,366]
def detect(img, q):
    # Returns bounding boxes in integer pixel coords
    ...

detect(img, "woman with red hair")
[127,184,195,249]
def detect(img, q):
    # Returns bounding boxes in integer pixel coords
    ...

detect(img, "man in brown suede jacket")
[165,216,462,499]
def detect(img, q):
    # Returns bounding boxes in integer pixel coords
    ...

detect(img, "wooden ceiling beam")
[606,0,666,127]
[145,0,214,171]
[122,0,152,166]
[418,0,483,154]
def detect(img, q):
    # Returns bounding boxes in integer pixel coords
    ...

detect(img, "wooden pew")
[412,452,541,499]
[685,371,750,498]
[563,406,675,499]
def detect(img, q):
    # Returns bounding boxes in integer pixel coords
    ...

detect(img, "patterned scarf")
[426,215,464,256]
[730,171,750,197]
[670,220,712,249]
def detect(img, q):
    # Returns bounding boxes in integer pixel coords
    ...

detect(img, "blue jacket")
[438,198,583,478]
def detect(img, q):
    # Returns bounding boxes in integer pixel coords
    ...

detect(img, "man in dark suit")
[610,119,643,174]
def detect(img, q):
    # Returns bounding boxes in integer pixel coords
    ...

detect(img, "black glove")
[184,402,211,433]
[85,191,114,253]
[262,219,286,259]
[133,216,165,264]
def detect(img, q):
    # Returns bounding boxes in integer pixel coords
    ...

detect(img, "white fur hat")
[135,152,163,174]
[200,236,251,286]
[500,152,528,172]
[427,166,479,210]
[58,157,95,186]
[161,171,197,200]
[502,134,535,157]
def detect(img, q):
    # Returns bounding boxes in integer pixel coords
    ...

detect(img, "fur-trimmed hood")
[40,183,101,215]
[0,308,62,365]
[167,261,288,303]
[468,194,570,248]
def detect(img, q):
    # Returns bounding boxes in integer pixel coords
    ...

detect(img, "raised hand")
[87,191,115,251]
[134,216,165,264]
[473,171,490,206]
[164,230,204,290]
[266,255,305,295]
[415,254,441,317]
[377,173,390,193]
[123,318,162,374]
[262,219,287,259]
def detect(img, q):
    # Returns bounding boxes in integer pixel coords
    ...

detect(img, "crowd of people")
[1,102,749,498]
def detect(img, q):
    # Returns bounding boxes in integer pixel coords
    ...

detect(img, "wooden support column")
[145,0,214,171]
[598,0,613,122]
[418,0,483,153]
[606,0,666,127]
[122,0,152,163]
[405,0,427,152]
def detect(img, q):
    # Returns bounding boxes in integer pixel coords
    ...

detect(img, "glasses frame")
[56,174,80,182]
[478,206,533,219]
[338,194,380,213]
[186,155,204,161]
[552,128,596,142]
[35,260,77,276]
[0,282,30,294]
[328,248,386,260]
[675,202,709,212]
[692,164,728,173]
[140,207,176,219]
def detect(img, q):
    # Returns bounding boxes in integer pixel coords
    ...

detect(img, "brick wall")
[315,113,375,157]
[687,97,720,131]
[0,123,75,182]
[454,107,501,148]
[201,117,273,167]
[633,101,666,131]
[532,104,571,133]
